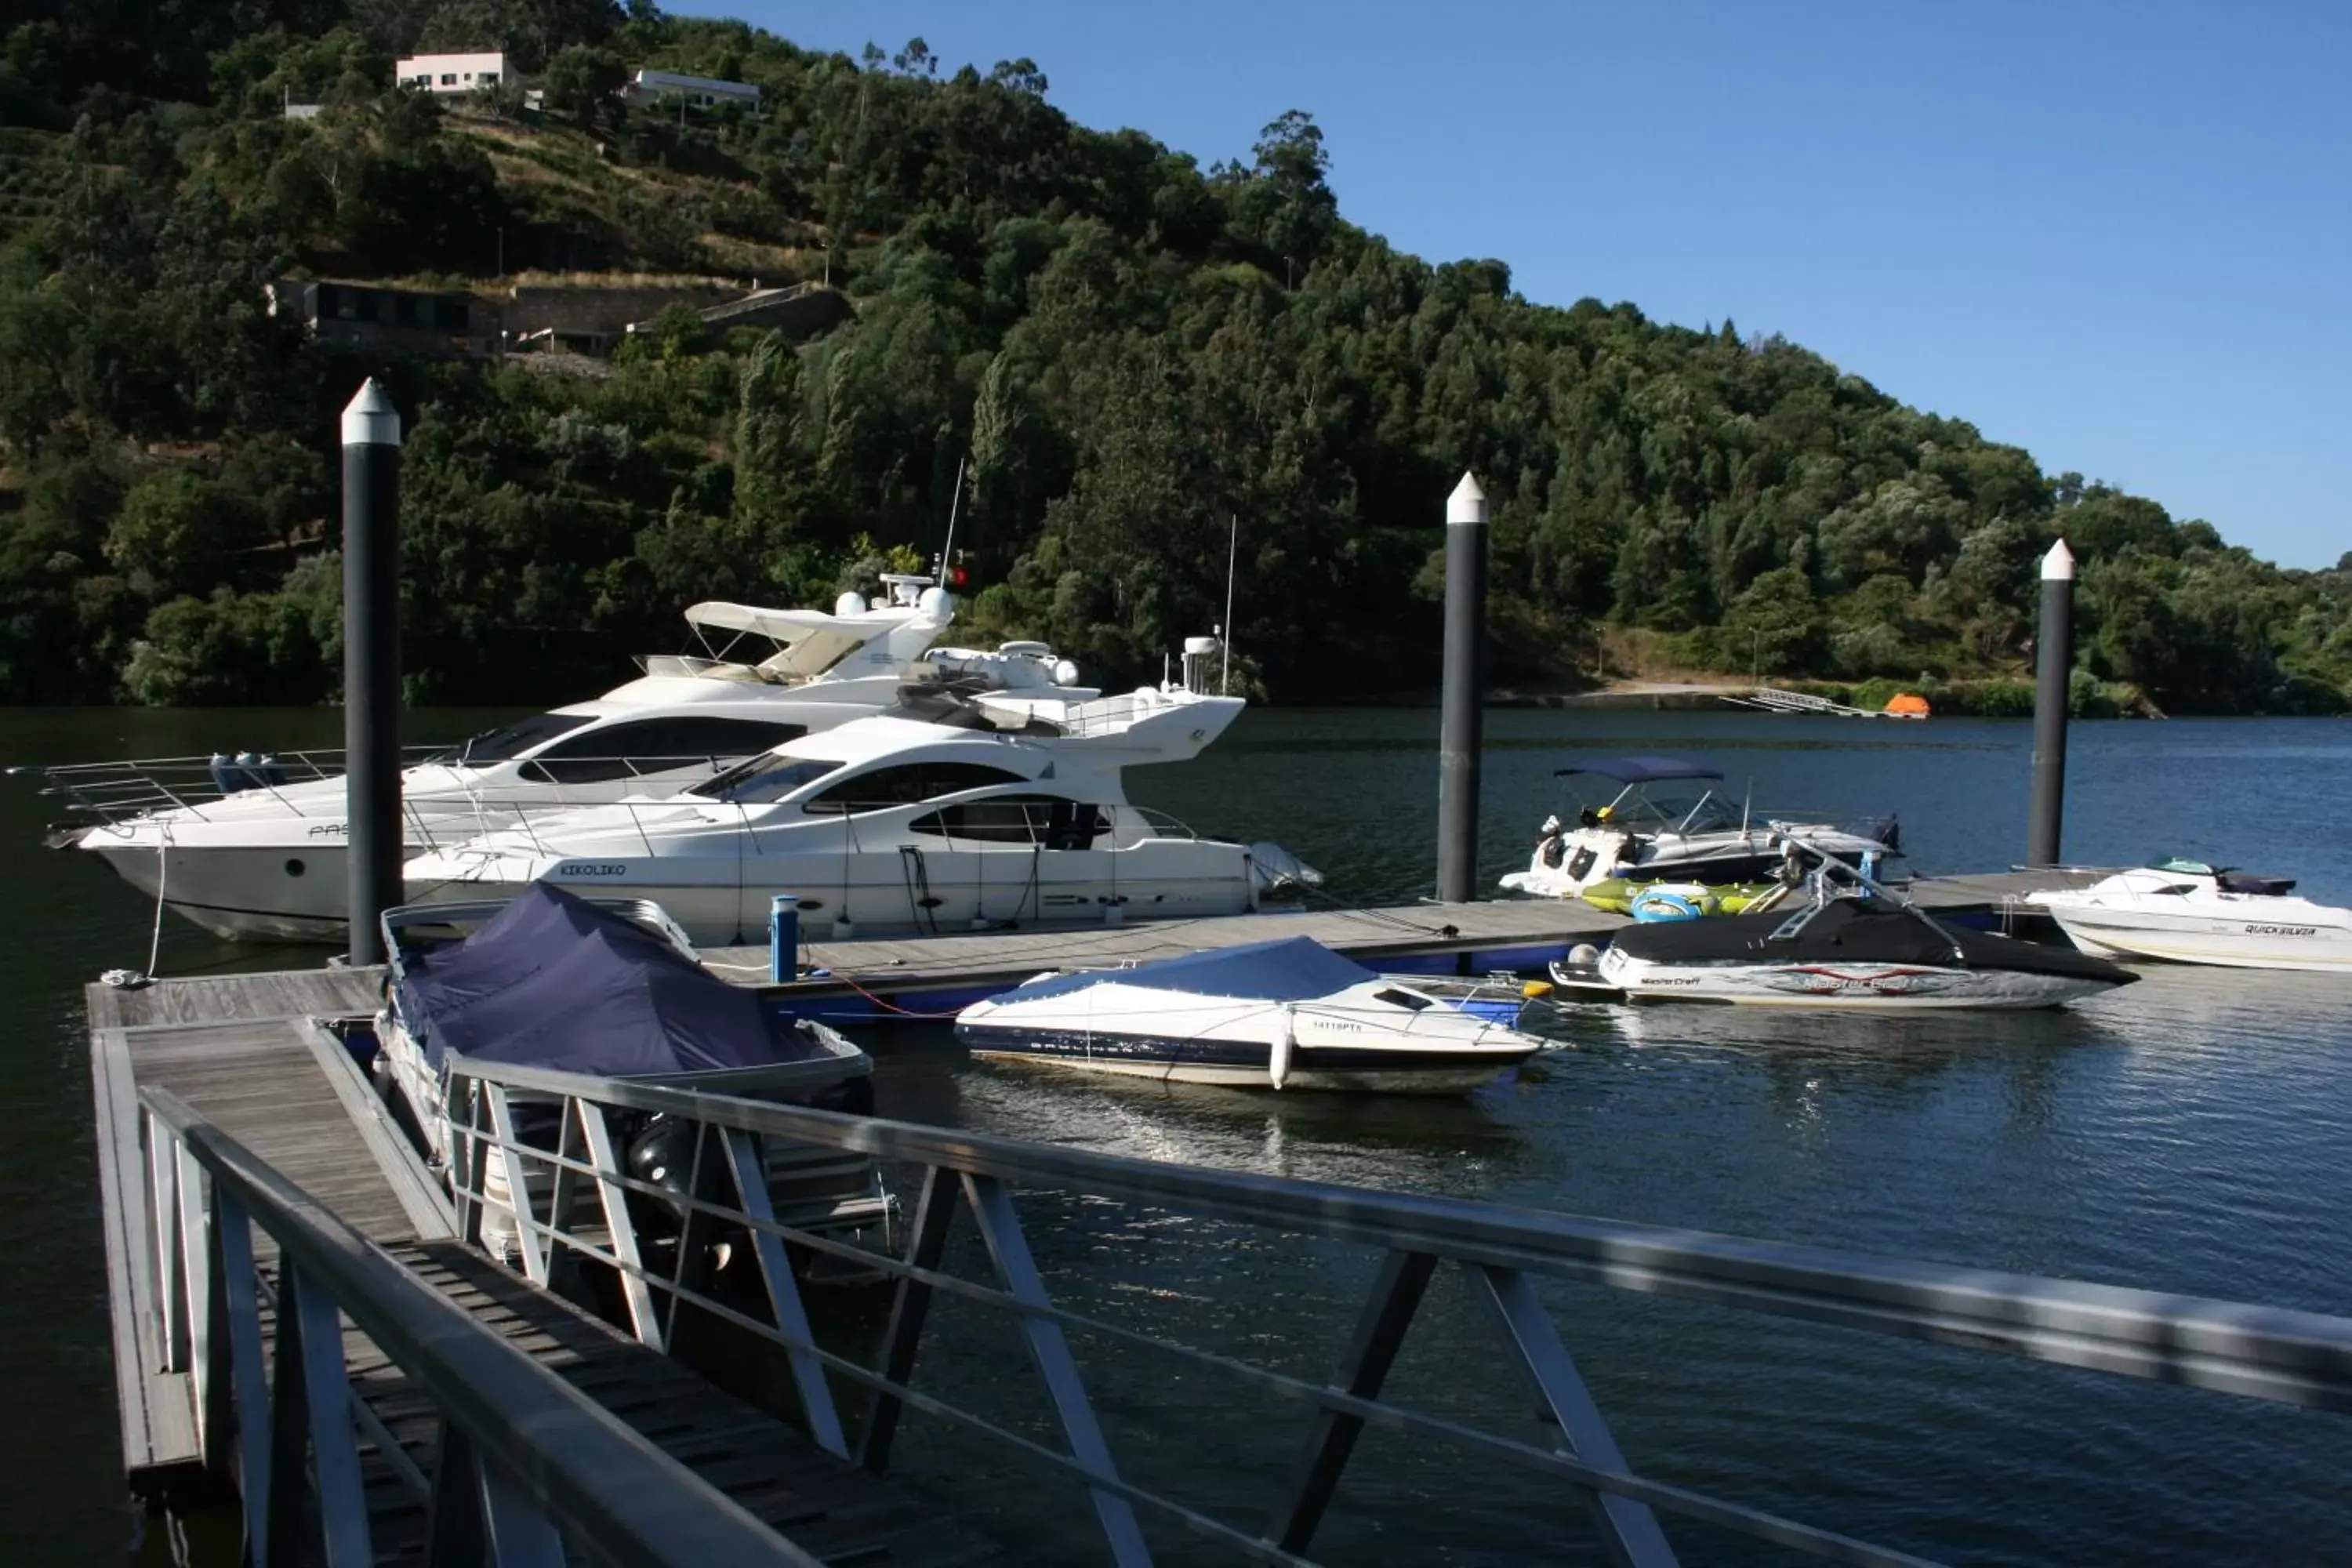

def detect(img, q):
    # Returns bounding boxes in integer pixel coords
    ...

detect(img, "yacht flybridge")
[34,576,1097,942]
[405,640,1320,945]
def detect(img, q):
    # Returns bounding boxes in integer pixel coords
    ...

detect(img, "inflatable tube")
[1630,887,1709,922]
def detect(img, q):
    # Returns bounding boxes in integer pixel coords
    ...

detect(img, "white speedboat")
[40,576,1094,941]
[955,935,1547,1092]
[1577,858,2136,1010]
[375,885,887,1263]
[1499,756,1902,900]
[403,637,1319,946]
[2027,859,2352,971]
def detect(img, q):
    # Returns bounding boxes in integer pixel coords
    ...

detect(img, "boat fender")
[1269,1004,1294,1090]
[1520,979,1554,999]
[209,752,238,795]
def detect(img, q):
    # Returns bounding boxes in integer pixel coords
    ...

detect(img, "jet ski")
[1563,854,2137,1010]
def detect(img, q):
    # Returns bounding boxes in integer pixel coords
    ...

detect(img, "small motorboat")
[1499,755,1903,900]
[377,884,889,1261]
[1566,857,2136,1010]
[955,936,1548,1092]
[2027,859,2352,971]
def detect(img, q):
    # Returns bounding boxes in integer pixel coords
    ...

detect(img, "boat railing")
[8,744,445,825]
[1123,804,1201,843]
[1044,689,1210,739]
[134,1083,824,1568]
[415,1055,2352,1568]
[12,746,762,833]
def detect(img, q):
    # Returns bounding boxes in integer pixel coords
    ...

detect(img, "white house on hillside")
[395,51,510,93]
[623,68,760,110]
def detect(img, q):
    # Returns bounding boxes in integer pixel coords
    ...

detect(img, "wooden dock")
[709,870,2096,1008]
[89,969,996,1563]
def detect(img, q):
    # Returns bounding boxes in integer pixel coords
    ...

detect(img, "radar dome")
[834,592,868,616]
[917,586,953,619]
[1052,659,1080,687]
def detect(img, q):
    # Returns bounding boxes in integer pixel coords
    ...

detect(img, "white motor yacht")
[41,576,1095,941]
[2027,859,2352,971]
[1498,755,1903,899]
[404,638,1320,945]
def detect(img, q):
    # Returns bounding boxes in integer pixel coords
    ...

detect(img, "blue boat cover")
[991,935,1377,1005]
[1553,755,1724,784]
[395,884,821,1074]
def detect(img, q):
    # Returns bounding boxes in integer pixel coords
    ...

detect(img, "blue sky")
[684,2,2348,568]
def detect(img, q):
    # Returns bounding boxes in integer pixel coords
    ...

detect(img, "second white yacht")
[48,576,1094,941]
[404,639,1319,945]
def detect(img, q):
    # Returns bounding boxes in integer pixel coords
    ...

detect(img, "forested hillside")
[3,1,2347,711]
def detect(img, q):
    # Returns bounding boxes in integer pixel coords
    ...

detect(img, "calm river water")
[4,705,2350,1564]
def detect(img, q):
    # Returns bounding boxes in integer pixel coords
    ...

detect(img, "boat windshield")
[430,713,593,765]
[688,755,840,804]
[1572,781,1738,833]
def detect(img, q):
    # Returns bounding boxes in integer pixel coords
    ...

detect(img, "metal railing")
[430,1054,2352,1567]
[9,746,751,831]
[10,745,444,824]
[136,1085,821,1567]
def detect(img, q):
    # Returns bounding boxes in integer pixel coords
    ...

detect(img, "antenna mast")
[1221,513,1238,695]
[937,456,967,581]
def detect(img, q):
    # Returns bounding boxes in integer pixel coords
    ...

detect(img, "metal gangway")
[123,1034,2352,1567]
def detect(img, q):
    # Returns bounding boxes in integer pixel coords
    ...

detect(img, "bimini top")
[684,601,910,680]
[394,884,824,1073]
[992,936,1375,1005]
[1554,756,1725,784]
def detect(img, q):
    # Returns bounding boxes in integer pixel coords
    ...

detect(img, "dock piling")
[342,379,403,965]
[1436,471,1489,903]
[2027,539,2074,867]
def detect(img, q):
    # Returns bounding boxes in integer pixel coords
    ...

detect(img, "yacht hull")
[82,830,390,942]
[408,846,1265,946]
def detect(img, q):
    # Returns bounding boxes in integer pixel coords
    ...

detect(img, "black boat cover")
[1610,898,2134,981]
[394,884,829,1073]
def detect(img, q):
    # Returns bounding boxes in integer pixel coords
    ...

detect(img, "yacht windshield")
[430,713,593,765]
[688,755,840,804]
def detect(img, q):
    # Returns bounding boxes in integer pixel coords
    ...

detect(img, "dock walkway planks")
[89,967,999,1563]
[704,870,2099,997]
